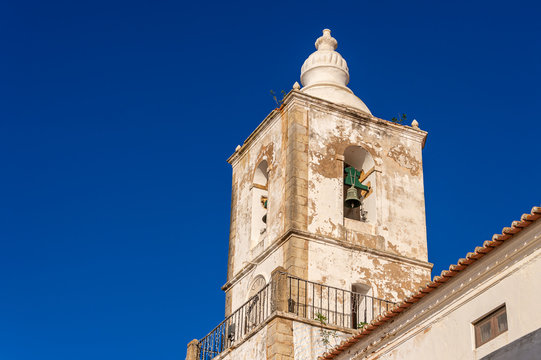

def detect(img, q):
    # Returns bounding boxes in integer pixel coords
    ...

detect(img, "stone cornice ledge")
[227,90,297,166]
[227,90,428,166]
[293,228,433,270]
[222,228,433,291]
[290,91,428,146]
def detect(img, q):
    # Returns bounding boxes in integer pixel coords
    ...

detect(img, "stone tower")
[189,29,432,360]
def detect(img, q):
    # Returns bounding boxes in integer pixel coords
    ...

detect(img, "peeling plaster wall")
[218,326,267,360]
[229,249,283,311]
[308,241,430,303]
[226,95,430,316]
[307,107,428,262]
[231,115,285,275]
[336,221,541,360]
[227,111,287,310]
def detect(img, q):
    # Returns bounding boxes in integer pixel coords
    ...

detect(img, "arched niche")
[245,274,267,331]
[250,160,269,248]
[343,146,377,223]
[248,275,267,299]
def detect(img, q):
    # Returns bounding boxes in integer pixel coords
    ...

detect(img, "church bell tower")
[189,29,432,360]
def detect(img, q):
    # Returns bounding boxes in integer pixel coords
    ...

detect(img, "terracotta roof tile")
[441,269,457,278]
[398,301,413,309]
[457,257,473,266]
[449,264,466,271]
[483,240,497,248]
[512,220,529,228]
[467,251,483,260]
[318,205,541,360]
[492,233,511,242]
[502,226,521,235]
[475,246,492,254]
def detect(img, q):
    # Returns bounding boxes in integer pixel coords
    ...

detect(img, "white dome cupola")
[300,29,371,115]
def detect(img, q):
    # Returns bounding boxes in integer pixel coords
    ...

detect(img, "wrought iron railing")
[197,273,395,359]
[285,274,395,329]
[199,282,273,360]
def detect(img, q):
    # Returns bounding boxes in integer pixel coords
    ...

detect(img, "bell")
[344,186,361,208]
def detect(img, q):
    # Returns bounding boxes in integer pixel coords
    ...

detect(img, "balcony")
[195,271,395,360]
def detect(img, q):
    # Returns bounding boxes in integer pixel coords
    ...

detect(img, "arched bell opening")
[343,146,376,223]
[250,160,269,248]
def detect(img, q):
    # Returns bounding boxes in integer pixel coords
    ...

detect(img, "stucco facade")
[224,90,432,317]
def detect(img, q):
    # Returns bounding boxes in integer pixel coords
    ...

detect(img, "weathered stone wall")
[225,109,286,313]
[226,102,313,313]
[216,325,267,360]
[293,321,349,360]
[282,105,310,279]
[266,317,294,360]
[308,240,430,302]
[229,111,285,278]
[227,249,283,312]
[225,92,431,316]
[306,106,428,263]
[213,316,352,360]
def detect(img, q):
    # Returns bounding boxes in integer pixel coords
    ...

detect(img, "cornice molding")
[290,91,427,145]
[222,227,433,292]
[227,90,428,167]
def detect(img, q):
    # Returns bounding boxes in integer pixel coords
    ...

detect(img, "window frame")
[473,305,508,348]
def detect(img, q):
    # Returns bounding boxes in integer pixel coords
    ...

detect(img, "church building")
[185,29,541,360]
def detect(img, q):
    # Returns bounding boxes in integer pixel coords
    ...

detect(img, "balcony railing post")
[185,339,200,360]
[270,266,288,313]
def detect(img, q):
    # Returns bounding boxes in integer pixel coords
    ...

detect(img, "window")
[474,305,508,347]
[351,283,372,328]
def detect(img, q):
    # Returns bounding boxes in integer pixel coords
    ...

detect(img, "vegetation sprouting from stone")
[270,90,287,108]
[391,113,407,124]
[357,321,368,330]
[315,312,338,351]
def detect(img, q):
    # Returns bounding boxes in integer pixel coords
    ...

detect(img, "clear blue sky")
[1,1,539,359]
